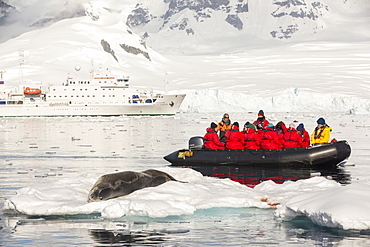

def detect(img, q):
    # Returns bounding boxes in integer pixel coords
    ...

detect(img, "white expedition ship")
[0,68,185,117]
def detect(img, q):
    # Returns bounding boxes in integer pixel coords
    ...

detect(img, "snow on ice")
[4,167,370,230]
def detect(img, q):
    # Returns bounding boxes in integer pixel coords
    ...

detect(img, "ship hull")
[0,94,185,117]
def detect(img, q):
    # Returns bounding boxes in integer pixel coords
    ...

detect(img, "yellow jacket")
[311,125,332,144]
[216,120,232,132]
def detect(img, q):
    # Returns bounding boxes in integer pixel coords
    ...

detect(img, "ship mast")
[164,72,169,94]
[0,71,5,80]
[19,49,24,84]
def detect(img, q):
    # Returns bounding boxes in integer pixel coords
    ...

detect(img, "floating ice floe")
[3,167,370,230]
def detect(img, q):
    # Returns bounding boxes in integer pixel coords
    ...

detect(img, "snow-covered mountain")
[2,0,369,52]
[126,0,370,54]
[0,0,369,114]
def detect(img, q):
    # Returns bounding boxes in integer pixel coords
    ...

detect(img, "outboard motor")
[189,136,204,150]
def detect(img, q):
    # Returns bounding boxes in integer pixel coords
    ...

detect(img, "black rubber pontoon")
[164,139,351,167]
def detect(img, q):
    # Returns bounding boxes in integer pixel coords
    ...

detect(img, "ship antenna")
[18,49,24,83]
[0,71,5,80]
[164,72,169,94]
[90,59,95,78]
[75,64,81,79]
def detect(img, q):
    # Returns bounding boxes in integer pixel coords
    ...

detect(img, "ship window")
[53,89,56,91]
[103,95,105,97]
[80,89,83,91]
[73,89,75,91]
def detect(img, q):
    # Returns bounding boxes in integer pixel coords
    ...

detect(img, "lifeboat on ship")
[24,87,41,95]
[164,136,351,168]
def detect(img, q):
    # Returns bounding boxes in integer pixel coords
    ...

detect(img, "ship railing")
[49,102,69,106]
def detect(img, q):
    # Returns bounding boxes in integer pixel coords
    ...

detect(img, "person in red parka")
[204,122,225,150]
[275,121,287,146]
[242,123,261,149]
[297,123,310,147]
[260,124,281,149]
[283,123,303,149]
[225,122,244,150]
[253,110,270,132]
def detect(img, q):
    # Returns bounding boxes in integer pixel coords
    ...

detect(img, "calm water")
[1,113,369,246]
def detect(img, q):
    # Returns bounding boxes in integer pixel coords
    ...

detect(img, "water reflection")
[89,229,168,246]
[282,216,370,244]
[175,165,351,188]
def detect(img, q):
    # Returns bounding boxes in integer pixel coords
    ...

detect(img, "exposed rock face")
[269,0,329,39]
[0,1,16,25]
[101,40,118,62]
[120,44,151,61]
[101,39,151,62]
[125,0,330,40]
[226,14,243,30]
[126,0,249,33]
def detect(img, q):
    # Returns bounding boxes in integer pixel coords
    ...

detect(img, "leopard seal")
[88,169,178,202]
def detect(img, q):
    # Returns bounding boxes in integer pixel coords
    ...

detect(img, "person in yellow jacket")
[216,113,232,143]
[311,117,332,145]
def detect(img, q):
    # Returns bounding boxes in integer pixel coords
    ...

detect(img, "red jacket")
[283,128,303,149]
[204,128,225,150]
[275,123,287,143]
[253,118,270,132]
[260,127,281,149]
[298,129,310,147]
[225,125,244,150]
[242,128,261,149]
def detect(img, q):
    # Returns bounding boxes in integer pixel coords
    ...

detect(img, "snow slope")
[0,0,369,113]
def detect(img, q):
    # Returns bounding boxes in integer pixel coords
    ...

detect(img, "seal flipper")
[148,176,171,187]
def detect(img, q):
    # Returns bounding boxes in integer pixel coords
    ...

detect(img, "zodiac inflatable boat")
[164,136,351,167]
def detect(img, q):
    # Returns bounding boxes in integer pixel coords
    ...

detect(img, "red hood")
[231,125,239,131]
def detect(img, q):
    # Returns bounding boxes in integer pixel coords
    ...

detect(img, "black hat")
[233,122,239,127]
[297,123,304,131]
[211,122,217,129]
[317,118,326,125]
[258,110,264,116]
